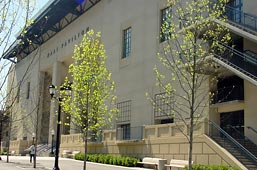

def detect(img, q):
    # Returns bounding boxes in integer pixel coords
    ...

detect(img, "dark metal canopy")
[3,0,101,63]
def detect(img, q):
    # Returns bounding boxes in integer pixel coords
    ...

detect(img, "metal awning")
[3,0,101,63]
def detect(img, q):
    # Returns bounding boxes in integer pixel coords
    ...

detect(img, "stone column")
[48,61,66,142]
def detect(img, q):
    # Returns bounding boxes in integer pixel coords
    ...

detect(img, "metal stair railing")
[226,125,246,139]
[226,125,257,157]
[214,42,257,81]
[209,120,257,164]
[247,126,257,135]
[225,5,257,33]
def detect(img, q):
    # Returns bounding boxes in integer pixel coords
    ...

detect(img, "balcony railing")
[225,5,257,32]
[116,126,143,141]
[88,130,102,143]
[61,132,102,144]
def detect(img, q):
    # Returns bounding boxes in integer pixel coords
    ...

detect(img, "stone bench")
[10,150,16,156]
[165,159,193,170]
[70,151,81,159]
[138,157,167,170]
[61,150,72,158]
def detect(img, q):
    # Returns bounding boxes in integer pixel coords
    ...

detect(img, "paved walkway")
[0,156,153,170]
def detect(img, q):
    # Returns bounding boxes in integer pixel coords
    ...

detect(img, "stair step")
[211,136,257,169]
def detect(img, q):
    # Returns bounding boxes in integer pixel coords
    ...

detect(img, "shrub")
[74,153,139,167]
[184,164,239,170]
[112,157,118,165]
[0,151,4,155]
[74,153,84,160]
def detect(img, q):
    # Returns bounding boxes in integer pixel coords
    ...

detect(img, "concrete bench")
[165,159,193,170]
[70,151,81,159]
[10,150,16,156]
[138,157,167,170]
[61,150,72,158]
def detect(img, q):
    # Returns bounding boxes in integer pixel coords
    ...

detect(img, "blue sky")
[0,0,48,57]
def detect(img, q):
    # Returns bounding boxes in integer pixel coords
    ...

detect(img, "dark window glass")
[121,124,130,140]
[122,27,132,58]
[160,7,172,42]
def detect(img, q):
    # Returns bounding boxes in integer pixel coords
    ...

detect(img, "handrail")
[225,5,257,32]
[218,42,257,66]
[209,120,257,163]
[214,42,257,80]
[244,50,257,57]
[247,126,257,134]
[226,124,246,139]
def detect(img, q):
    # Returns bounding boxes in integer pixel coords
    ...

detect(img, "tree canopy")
[61,29,117,170]
[155,0,231,169]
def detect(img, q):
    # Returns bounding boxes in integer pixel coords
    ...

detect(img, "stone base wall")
[60,122,246,169]
[9,121,246,169]
[9,140,31,155]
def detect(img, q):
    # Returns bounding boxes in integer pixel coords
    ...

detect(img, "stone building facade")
[3,0,257,169]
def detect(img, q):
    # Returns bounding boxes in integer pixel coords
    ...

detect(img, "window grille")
[154,92,174,118]
[117,100,131,123]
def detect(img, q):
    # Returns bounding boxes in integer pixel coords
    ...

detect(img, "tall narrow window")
[121,124,130,140]
[122,27,131,58]
[160,7,172,42]
[26,82,30,99]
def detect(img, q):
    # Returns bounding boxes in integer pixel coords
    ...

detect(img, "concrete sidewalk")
[0,156,153,170]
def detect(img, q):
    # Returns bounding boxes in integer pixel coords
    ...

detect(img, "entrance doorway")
[220,110,244,138]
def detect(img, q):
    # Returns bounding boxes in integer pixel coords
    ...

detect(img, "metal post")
[53,99,61,170]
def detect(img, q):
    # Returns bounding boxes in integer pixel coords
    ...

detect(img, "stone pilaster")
[48,61,67,142]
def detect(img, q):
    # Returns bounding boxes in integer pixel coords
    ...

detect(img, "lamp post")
[49,84,71,170]
[32,133,35,145]
[51,129,55,155]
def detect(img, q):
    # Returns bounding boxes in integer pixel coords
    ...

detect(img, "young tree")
[0,110,9,153]
[0,0,36,162]
[155,0,231,169]
[61,29,117,170]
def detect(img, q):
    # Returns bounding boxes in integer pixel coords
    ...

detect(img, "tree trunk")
[6,117,11,163]
[83,90,89,170]
[0,117,2,153]
[188,110,194,170]
[83,132,88,170]
[188,41,197,170]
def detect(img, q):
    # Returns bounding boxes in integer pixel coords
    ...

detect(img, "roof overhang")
[3,0,101,63]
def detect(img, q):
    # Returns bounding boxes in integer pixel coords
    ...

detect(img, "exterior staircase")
[209,7,257,168]
[236,138,257,158]
[213,42,257,86]
[209,121,257,170]
[212,5,257,84]
[212,136,257,170]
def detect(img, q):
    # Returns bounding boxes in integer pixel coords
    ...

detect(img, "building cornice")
[3,0,101,63]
